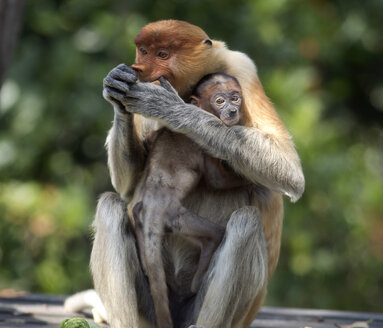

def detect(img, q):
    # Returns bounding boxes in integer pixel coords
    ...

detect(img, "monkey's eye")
[139,47,148,55]
[215,97,225,105]
[157,50,169,60]
[232,95,240,103]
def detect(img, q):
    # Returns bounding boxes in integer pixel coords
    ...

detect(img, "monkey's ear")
[203,38,213,46]
[189,96,200,106]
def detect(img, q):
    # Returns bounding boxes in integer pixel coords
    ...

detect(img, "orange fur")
[131,20,294,327]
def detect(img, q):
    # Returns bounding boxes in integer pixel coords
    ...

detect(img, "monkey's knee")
[91,192,137,282]
[93,192,130,233]
[226,207,265,244]
[225,206,268,283]
[194,207,268,326]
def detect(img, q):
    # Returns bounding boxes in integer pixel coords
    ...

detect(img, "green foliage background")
[1,0,382,313]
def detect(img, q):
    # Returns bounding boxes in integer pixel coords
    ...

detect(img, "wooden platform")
[0,294,382,328]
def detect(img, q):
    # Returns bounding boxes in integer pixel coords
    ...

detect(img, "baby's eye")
[216,97,225,105]
[232,95,240,103]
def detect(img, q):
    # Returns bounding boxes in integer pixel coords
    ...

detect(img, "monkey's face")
[132,44,175,85]
[195,80,242,126]
[132,41,212,94]
[211,91,242,126]
[132,21,214,97]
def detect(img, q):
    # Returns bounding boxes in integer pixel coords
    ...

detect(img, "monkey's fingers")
[115,63,136,74]
[103,76,130,93]
[158,76,177,94]
[103,86,123,100]
[109,67,138,85]
[102,87,128,113]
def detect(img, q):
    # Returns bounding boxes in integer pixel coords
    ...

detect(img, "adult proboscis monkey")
[66,20,305,328]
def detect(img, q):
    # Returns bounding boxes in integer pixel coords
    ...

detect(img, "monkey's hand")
[103,64,189,122]
[102,64,139,114]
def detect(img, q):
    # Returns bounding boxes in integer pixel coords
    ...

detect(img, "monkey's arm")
[168,104,304,202]
[103,66,304,202]
[103,67,146,199]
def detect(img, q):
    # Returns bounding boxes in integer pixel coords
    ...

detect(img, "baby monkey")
[190,72,242,126]
[132,73,247,328]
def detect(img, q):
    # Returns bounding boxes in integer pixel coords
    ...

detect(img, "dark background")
[0,0,382,312]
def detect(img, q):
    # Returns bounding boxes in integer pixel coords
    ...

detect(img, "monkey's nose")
[131,64,144,73]
[229,109,238,117]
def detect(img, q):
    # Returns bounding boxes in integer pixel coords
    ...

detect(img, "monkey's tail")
[64,289,107,324]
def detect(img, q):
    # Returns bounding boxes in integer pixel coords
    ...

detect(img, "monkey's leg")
[167,207,225,293]
[132,202,147,274]
[192,206,268,328]
[140,195,174,328]
[90,192,156,328]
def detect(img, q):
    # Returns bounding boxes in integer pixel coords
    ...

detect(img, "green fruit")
[60,318,90,328]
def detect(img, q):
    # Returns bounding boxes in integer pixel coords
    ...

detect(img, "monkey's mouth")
[221,116,240,126]
[136,75,154,83]
[139,76,168,86]
[136,72,173,83]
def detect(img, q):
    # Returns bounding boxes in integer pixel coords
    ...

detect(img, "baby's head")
[190,73,242,126]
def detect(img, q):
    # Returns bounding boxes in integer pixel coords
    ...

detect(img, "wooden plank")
[0,294,66,305]
[253,307,383,328]
[251,319,334,328]
[261,306,383,322]
[0,294,382,328]
[0,294,105,328]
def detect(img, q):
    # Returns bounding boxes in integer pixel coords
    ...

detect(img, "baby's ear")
[189,96,199,106]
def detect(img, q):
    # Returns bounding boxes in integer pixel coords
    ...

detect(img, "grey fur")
[88,63,304,328]
[131,75,244,328]
[91,192,156,328]
[103,65,305,202]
